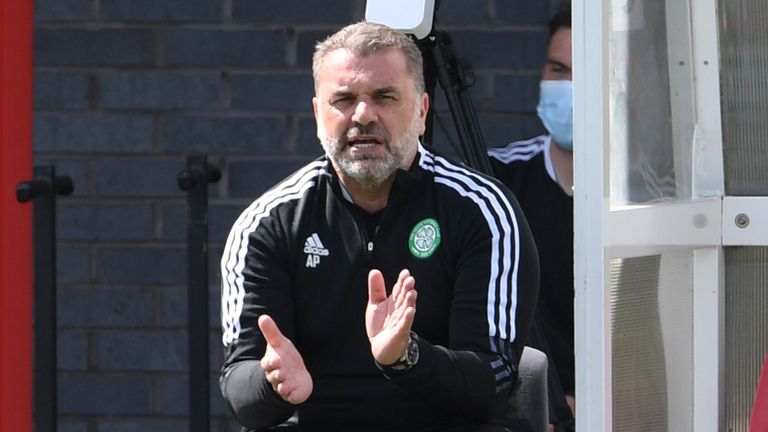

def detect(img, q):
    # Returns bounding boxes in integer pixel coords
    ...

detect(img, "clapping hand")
[365,269,418,365]
[258,315,313,404]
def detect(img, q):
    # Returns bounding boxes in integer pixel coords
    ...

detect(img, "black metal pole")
[178,156,221,432]
[16,166,74,432]
[419,30,493,175]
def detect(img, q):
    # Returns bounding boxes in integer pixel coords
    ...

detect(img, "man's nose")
[351,100,376,125]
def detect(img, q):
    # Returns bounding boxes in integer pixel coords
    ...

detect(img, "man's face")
[543,27,572,81]
[312,48,429,191]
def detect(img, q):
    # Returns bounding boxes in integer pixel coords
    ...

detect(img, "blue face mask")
[537,80,573,151]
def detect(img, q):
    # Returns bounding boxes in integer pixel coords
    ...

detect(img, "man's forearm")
[380,335,513,421]
[220,360,296,430]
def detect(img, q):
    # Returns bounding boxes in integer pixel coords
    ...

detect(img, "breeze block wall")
[32,0,554,430]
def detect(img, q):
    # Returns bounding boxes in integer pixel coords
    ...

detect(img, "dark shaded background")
[33,0,555,430]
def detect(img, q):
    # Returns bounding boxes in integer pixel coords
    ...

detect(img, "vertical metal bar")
[189,156,209,432]
[33,166,58,432]
[179,155,220,432]
[693,247,724,432]
[573,0,609,429]
[17,167,72,432]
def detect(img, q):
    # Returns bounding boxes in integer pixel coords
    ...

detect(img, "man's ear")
[312,97,321,139]
[418,92,429,135]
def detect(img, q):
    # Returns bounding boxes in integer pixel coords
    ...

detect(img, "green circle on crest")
[409,218,441,259]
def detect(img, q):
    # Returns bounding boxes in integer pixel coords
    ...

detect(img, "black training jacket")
[488,135,575,394]
[219,144,539,432]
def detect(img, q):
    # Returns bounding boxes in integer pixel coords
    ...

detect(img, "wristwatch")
[388,333,419,371]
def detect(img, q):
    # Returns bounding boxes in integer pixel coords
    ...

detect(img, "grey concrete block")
[497,0,553,25]
[35,0,91,21]
[95,331,187,370]
[296,117,323,156]
[102,0,221,22]
[493,74,542,112]
[160,203,186,241]
[211,390,234,428]
[432,0,488,24]
[154,375,187,415]
[209,376,229,415]
[58,374,153,415]
[207,288,222,329]
[453,30,547,69]
[154,376,232,420]
[101,71,221,110]
[159,201,243,244]
[209,245,224,286]
[58,287,154,327]
[157,286,186,327]
[57,245,90,284]
[209,204,249,245]
[35,29,155,66]
[231,73,314,111]
[228,420,244,432]
[96,246,185,285]
[95,159,186,197]
[34,113,154,153]
[425,119,463,160]
[209,334,225,371]
[156,283,220,328]
[57,202,154,241]
[58,330,88,370]
[226,159,307,198]
[153,374,228,416]
[296,30,335,67]
[34,71,91,109]
[232,0,355,24]
[59,421,88,432]
[166,29,286,66]
[99,419,188,432]
[164,115,285,154]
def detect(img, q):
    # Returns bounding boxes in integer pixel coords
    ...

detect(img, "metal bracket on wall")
[178,155,221,432]
[16,165,74,432]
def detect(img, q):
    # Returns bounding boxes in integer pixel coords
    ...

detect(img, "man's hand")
[566,394,575,417]
[258,315,313,404]
[365,269,417,365]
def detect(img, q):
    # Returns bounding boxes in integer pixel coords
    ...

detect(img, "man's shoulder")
[237,158,331,219]
[416,146,517,209]
[418,146,504,189]
[261,158,328,197]
[487,135,549,165]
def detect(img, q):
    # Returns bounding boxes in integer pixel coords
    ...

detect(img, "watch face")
[406,337,419,366]
[388,335,420,371]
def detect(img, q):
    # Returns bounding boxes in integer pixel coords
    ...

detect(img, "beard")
[320,102,422,193]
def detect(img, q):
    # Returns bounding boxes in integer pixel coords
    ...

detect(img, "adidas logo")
[304,233,329,256]
[304,233,329,268]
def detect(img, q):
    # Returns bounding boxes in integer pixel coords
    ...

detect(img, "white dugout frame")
[573,0,766,430]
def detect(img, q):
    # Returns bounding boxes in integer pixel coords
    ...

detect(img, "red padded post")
[751,353,768,432]
[0,0,35,430]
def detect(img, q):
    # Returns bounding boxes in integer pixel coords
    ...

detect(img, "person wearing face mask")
[488,4,575,430]
[219,21,540,432]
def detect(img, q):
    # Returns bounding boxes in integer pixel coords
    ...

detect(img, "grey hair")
[312,21,425,93]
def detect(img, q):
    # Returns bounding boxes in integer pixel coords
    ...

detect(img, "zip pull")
[367,241,374,252]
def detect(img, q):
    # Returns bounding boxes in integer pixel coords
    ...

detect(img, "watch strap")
[387,332,419,371]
